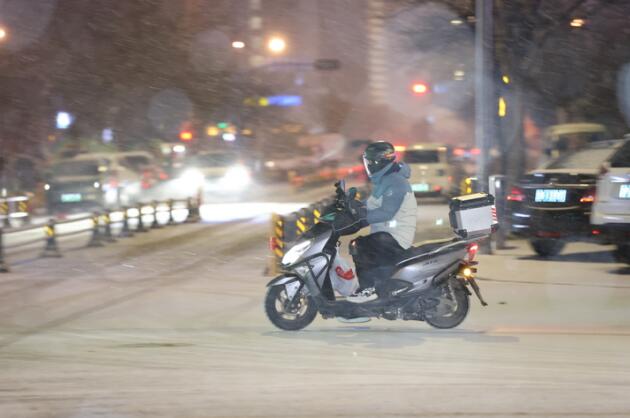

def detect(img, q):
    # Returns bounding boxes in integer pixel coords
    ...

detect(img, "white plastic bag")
[330,256,359,296]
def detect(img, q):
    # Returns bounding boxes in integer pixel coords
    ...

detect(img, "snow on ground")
[1,190,629,417]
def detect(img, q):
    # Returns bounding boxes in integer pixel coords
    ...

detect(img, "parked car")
[507,140,624,257]
[400,144,457,199]
[591,137,630,264]
[45,153,144,213]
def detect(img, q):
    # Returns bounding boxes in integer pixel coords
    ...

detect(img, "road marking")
[477,277,630,289]
[490,326,630,336]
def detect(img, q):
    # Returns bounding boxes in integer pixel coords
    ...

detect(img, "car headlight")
[264,161,276,168]
[219,165,251,190]
[282,240,312,266]
[180,168,205,187]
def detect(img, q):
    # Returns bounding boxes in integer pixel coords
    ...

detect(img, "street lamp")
[411,82,429,95]
[570,18,586,28]
[232,40,245,49]
[267,36,287,54]
[0,27,7,41]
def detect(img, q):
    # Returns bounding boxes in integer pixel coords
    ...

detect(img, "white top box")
[449,193,496,238]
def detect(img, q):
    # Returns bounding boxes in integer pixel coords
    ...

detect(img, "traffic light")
[179,130,193,141]
[411,82,429,95]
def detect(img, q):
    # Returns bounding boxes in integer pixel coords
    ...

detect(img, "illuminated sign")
[266,95,302,107]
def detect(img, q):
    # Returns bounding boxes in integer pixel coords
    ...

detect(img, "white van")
[400,144,453,199]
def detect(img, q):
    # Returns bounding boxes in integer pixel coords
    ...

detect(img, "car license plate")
[535,189,567,203]
[412,183,430,192]
[620,184,630,199]
[60,193,82,203]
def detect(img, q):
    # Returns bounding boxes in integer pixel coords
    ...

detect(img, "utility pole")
[475,0,494,191]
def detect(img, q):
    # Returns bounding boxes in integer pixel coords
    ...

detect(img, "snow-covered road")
[1,187,629,417]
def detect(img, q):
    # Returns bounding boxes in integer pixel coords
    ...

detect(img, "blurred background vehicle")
[118,151,166,190]
[260,145,318,182]
[399,144,459,200]
[507,140,624,257]
[591,137,630,264]
[541,123,610,164]
[45,153,145,213]
[177,150,252,195]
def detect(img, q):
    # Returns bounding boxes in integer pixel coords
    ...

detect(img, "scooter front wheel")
[264,284,317,331]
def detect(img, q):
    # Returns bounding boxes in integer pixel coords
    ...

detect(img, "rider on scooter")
[346,141,418,303]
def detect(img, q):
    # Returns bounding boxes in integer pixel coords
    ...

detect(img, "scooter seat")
[396,238,458,265]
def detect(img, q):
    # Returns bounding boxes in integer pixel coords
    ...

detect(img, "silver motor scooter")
[264,182,494,331]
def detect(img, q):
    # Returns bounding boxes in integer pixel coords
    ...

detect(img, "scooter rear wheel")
[265,284,317,331]
[425,278,469,329]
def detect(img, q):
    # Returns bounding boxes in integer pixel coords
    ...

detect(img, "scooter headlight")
[282,240,312,266]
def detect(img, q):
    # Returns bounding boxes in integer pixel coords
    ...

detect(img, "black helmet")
[363,141,396,176]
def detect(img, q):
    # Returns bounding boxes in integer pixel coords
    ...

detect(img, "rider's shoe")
[346,287,378,304]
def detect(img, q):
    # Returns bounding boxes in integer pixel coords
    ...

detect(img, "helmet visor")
[363,155,390,176]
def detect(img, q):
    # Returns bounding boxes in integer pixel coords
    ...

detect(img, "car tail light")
[507,186,525,202]
[536,231,562,238]
[591,229,601,235]
[580,188,596,203]
[467,243,479,261]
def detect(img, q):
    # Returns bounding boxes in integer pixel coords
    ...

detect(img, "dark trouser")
[350,232,404,291]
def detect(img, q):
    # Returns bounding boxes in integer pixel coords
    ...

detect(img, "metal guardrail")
[460,177,480,195]
[0,195,31,228]
[0,196,202,273]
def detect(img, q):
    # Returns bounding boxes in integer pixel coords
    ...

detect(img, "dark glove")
[348,197,367,226]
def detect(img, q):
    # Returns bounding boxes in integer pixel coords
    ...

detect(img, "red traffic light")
[411,82,429,95]
[179,130,193,141]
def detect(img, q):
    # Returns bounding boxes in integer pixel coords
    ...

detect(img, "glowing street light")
[411,82,429,95]
[0,27,7,41]
[232,40,245,49]
[267,36,287,54]
[570,18,585,28]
